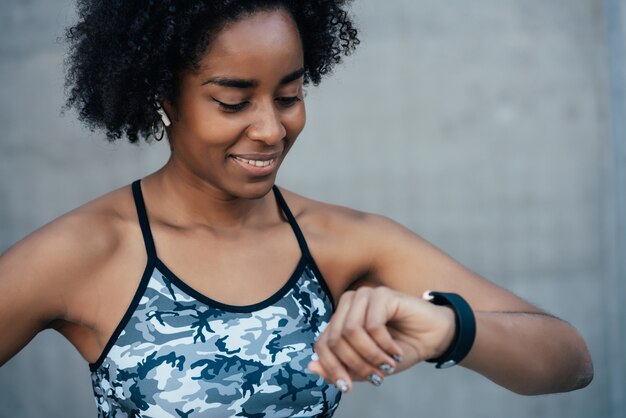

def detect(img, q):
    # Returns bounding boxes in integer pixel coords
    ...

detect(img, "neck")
[145,159,276,230]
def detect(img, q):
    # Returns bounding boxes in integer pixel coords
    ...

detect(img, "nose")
[245,100,286,144]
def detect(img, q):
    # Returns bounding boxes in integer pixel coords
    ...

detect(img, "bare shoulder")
[275,187,399,294]
[276,187,375,240]
[5,185,134,270]
[0,184,138,316]
[276,187,540,312]
[276,186,407,247]
[0,183,140,365]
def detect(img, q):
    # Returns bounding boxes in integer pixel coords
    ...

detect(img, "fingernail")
[392,354,402,363]
[335,379,349,393]
[379,363,395,375]
[367,373,383,386]
[311,352,319,361]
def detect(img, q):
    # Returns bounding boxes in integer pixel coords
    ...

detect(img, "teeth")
[234,156,275,167]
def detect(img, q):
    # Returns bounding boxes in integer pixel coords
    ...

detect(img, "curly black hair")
[64,0,359,143]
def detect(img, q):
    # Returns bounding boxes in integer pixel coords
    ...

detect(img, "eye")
[275,96,302,107]
[212,97,249,112]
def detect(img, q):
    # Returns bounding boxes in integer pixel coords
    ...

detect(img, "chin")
[233,177,277,200]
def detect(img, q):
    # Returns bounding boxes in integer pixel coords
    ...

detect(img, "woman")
[0,1,593,417]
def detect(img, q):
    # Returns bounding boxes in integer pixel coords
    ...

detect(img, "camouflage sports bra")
[89,180,341,417]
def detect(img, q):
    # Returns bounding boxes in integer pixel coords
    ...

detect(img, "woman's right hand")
[308,285,456,391]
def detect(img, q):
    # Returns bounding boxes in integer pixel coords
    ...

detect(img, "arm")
[0,227,66,365]
[310,213,593,395]
[0,209,116,366]
[463,310,592,395]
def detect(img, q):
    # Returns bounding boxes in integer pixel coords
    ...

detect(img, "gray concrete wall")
[0,1,622,417]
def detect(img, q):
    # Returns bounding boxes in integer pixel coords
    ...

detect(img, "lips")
[231,155,276,167]
[229,152,281,175]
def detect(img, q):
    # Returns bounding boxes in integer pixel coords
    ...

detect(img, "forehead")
[196,9,303,78]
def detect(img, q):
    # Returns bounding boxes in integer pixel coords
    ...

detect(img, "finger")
[314,291,356,392]
[328,336,388,386]
[308,359,363,381]
[322,290,368,372]
[340,288,399,375]
[307,360,329,380]
[314,336,353,392]
[364,288,405,364]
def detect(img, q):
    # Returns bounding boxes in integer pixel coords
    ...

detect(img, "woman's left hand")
[308,286,456,391]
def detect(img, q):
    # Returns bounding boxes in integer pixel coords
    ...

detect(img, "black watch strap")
[425,291,476,369]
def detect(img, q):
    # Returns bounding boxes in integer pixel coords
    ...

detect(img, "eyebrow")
[202,67,305,88]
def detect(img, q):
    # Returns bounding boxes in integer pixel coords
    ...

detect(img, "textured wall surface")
[0,1,623,417]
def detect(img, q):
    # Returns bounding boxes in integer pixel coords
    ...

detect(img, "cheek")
[202,117,248,143]
[176,92,240,138]
[183,106,247,145]
[284,104,306,137]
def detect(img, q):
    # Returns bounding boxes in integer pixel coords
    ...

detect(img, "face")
[163,9,306,199]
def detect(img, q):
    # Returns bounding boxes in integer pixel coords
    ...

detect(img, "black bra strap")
[131,180,157,259]
[272,185,315,262]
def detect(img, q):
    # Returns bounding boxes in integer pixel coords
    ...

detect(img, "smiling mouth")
[231,156,277,167]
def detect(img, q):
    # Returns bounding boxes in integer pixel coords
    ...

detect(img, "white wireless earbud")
[156,106,171,127]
